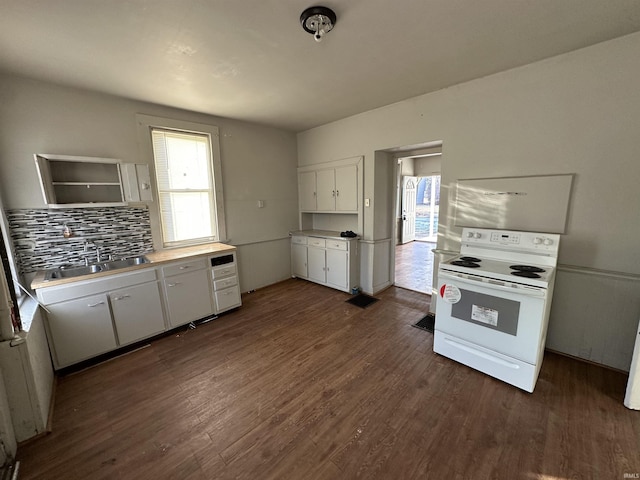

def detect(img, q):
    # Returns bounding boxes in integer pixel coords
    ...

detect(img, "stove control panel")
[461,228,560,256]
[490,232,520,244]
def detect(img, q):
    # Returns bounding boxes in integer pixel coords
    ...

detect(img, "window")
[137,115,226,248]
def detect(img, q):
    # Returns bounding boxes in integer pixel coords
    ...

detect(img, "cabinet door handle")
[332,190,335,197]
[167,282,181,287]
[336,190,339,197]
[179,265,192,270]
[113,295,131,301]
[87,301,105,308]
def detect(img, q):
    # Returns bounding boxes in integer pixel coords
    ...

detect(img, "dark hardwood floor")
[17,279,640,479]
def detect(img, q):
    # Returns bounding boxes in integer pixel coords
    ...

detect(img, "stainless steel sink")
[44,255,150,281]
[99,255,150,271]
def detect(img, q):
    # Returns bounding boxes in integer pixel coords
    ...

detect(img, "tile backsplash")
[7,207,154,275]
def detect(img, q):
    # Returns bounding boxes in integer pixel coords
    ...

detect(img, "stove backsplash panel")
[7,207,154,275]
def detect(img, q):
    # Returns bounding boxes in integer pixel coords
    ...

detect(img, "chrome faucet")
[83,240,92,266]
[82,239,107,264]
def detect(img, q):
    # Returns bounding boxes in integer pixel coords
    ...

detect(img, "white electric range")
[434,228,560,392]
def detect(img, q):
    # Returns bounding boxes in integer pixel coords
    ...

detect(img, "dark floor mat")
[412,313,435,333]
[346,293,379,308]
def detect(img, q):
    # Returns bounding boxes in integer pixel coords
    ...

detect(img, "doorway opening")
[394,148,441,295]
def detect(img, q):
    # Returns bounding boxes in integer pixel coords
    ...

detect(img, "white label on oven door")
[440,284,461,304]
[471,305,499,326]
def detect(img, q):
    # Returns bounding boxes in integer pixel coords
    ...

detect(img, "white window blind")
[151,128,218,246]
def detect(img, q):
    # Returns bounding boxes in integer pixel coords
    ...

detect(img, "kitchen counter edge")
[31,242,237,290]
[290,230,359,240]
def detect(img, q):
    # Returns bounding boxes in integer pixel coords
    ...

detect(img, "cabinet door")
[164,269,214,327]
[46,293,117,368]
[298,171,317,211]
[335,164,358,211]
[110,282,165,346]
[291,244,308,278]
[316,169,336,211]
[307,247,327,284]
[326,249,349,290]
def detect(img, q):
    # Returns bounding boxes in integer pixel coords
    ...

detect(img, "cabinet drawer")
[308,238,326,248]
[212,263,236,279]
[214,285,241,313]
[326,240,348,251]
[162,258,207,277]
[213,275,238,291]
[291,236,308,245]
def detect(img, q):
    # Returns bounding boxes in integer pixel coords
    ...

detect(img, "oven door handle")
[438,271,547,298]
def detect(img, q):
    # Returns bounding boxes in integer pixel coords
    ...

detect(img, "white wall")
[414,156,441,177]
[0,73,299,292]
[297,32,640,370]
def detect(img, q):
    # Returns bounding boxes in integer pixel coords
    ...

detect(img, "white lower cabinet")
[291,244,308,278]
[211,257,241,314]
[291,233,359,293]
[110,281,165,346]
[308,246,327,283]
[45,293,117,368]
[326,248,348,290]
[163,266,213,327]
[39,270,166,369]
[291,236,308,278]
[36,248,241,369]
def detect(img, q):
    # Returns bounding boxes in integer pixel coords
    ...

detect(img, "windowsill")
[162,238,229,250]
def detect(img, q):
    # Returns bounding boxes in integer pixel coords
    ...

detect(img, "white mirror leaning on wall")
[624,318,640,410]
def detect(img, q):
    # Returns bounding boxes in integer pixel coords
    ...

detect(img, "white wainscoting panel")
[547,267,640,371]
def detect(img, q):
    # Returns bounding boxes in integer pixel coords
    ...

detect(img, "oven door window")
[451,289,520,336]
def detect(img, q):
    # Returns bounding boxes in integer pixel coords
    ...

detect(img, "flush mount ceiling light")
[300,6,336,43]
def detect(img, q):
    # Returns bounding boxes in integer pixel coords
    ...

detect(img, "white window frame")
[136,114,227,248]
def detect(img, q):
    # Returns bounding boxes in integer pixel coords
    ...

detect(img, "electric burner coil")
[510,265,545,273]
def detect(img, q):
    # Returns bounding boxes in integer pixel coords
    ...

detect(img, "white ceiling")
[1,1,640,132]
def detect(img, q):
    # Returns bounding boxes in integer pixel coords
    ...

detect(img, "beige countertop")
[31,242,236,290]
[291,230,359,240]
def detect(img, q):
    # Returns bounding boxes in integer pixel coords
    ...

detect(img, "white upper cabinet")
[121,163,153,202]
[35,153,127,208]
[298,159,359,213]
[315,169,335,211]
[334,165,358,211]
[298,170,317,211]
